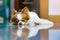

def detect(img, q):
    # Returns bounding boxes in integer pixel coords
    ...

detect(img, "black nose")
[19,22,22,27]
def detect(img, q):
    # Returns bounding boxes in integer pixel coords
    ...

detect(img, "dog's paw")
[34,22,40,26]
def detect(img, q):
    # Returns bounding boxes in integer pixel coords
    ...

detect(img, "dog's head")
[10,7,30,28]
[18,7,30,23]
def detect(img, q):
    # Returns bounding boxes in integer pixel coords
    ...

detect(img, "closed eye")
[21,19,25,22]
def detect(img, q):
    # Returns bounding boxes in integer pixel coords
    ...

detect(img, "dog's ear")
[10,9,18,23]
[12,9,18,15]
[20,7,30,23]
[21,7,29,13]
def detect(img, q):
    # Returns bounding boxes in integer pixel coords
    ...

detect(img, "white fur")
[17,12,54,38]
[17,13,22,21]
[17,21,25,29]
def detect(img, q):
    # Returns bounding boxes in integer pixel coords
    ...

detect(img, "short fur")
[10,9,19,24]
[20,7,30,23]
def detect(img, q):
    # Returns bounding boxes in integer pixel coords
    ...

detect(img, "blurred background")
[0,0,60,40]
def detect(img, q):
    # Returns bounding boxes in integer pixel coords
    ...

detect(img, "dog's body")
[10,7,53,40]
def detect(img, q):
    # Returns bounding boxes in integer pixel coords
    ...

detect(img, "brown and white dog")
[10,7,31,40]
[10,7,53,40]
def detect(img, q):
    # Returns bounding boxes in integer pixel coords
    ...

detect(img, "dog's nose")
[19,22,22,27]
[19,22,22,25]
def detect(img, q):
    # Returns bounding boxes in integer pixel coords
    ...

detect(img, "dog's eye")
[21,19,25,22]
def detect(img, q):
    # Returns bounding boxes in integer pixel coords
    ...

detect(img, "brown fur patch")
[21,7,30,23]
[10,9,19,24]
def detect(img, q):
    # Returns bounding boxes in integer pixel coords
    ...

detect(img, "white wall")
[49,0,60,15]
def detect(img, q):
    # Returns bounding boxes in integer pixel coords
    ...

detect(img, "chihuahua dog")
[10,7,53,40]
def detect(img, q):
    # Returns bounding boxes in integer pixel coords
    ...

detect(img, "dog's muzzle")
[17,21,25,29]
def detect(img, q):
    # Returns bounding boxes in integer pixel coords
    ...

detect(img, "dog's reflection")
[11,21,30,40]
